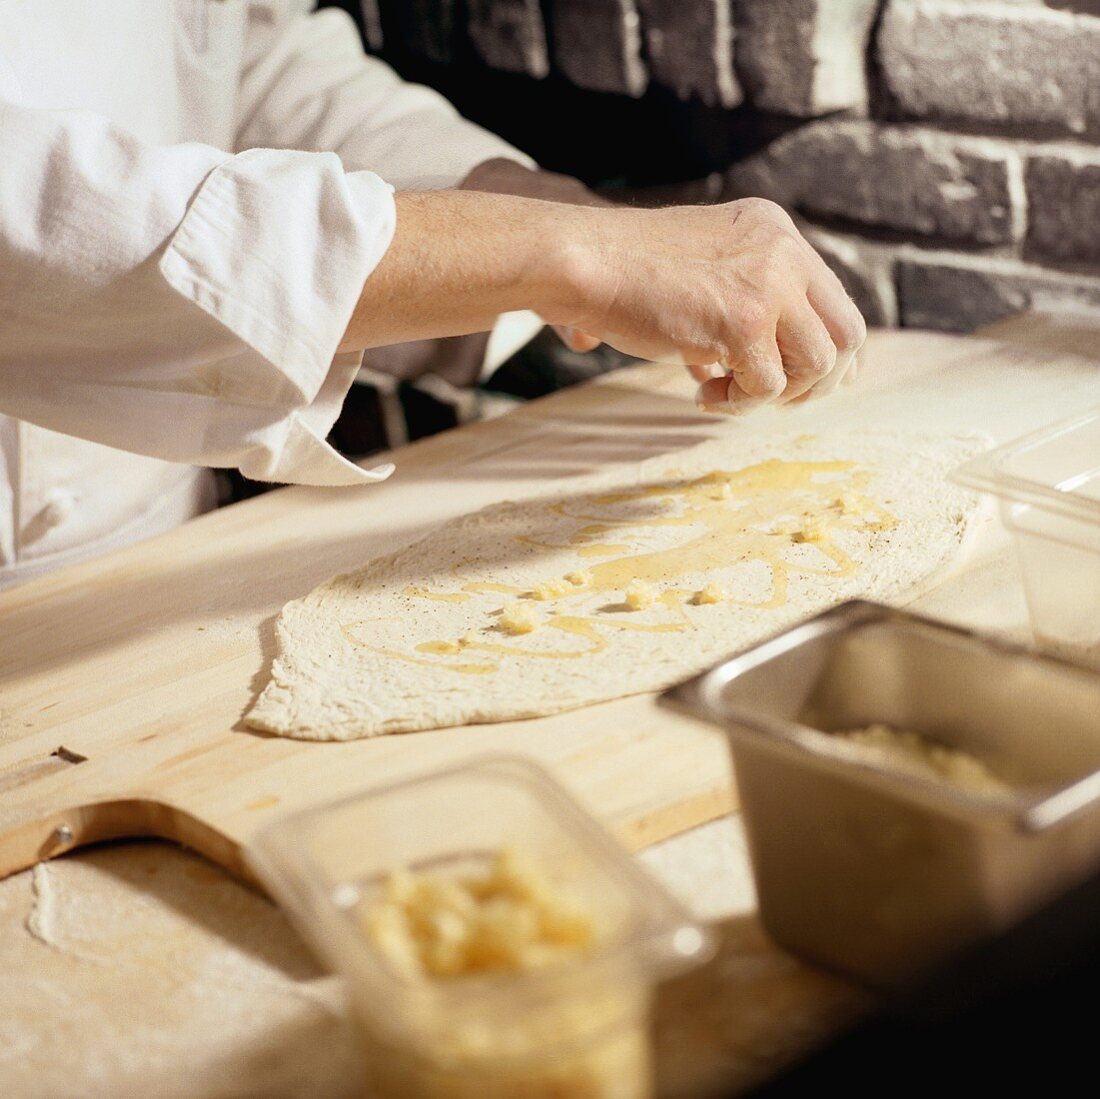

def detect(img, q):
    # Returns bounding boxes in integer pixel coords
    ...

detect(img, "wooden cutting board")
[2,314,1098,889]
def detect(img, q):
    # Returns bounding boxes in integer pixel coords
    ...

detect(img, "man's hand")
[341,190,865,414]
[554,197,866,412]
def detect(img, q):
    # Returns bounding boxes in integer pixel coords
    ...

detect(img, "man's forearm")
[340,189,584,352]
[347,161,606,385]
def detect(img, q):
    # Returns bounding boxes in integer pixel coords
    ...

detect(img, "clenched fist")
[550,197,866,412]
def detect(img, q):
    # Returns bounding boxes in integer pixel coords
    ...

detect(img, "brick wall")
[349,0,1100,333]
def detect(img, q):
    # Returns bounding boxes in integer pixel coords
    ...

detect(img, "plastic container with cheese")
[250,757,712,1099]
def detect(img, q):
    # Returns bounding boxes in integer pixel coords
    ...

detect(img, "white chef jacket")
[0,0,533,589]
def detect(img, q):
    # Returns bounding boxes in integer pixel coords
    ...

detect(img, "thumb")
[552,325,603,353]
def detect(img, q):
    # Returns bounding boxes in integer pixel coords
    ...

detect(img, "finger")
[686,362,726,384]
[809,347,861,401]
[694,334,785,413]
[786,347,863,407]
[598,329,737,376]
[728,333,787,401]
[552,325,603,353]
[806,270,867,385]
[775,297,838,404]
[571,330,603,352]
[801,323,859,401]
[694,382,769,416]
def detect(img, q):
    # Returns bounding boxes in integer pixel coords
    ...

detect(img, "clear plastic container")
[249,756,712,1099]
[954,409,1100,669]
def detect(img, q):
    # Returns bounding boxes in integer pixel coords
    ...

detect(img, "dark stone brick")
[378,0,458,63]
[467,0,550,77]
[1047,1,1100,13]
[879,0,1100,136]
[548,0,649,97]
[726,121,1021,246]
[897,256,1100,333]
[636,0,741,108]
[1025,153,1100,265]
[1048,0,1100,13]
[736,0,878,117]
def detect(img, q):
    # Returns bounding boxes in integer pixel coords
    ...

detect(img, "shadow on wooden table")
[1,448,750,692]
[117,840,869,1097]
[12,839,867,1098]
[653,914,870,1099]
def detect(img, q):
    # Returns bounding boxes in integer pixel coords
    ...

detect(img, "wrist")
[340,188,613,352]
[529,202,609,328]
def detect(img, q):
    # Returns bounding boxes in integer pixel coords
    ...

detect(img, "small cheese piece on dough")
[530,578,572,601]
[564,569,593,588]
[792,519,825,544]
[624,580,655,611]
[499,602,540,635]
[692,582,725,606]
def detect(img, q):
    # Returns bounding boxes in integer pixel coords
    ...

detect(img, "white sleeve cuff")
[239,349,395,486]
[158,149,398,485]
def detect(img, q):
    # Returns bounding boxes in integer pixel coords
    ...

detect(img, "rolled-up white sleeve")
[236,3,536,189]
[0,100,397,485]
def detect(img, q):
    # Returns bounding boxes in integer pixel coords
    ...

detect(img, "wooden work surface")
[2,314,1099,892]
[2,313,1100,1099]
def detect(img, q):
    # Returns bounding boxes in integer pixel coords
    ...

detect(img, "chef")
[0,1,865,591]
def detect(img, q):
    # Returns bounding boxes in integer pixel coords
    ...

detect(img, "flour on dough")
[246,431,986,740]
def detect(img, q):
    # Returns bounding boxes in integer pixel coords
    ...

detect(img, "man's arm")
[355,159,610,394]
[459,159,610,356]
[341,190,867,411]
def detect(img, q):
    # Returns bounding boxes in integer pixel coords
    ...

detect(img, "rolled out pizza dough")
[246,430,986,740]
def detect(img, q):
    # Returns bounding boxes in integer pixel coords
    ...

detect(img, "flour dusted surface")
[246,431,985,740]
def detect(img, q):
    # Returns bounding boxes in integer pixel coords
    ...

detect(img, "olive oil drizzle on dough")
[338,630,498,676]
[353,459,895,675]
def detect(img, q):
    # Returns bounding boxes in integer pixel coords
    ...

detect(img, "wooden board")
[2,316,1098,888]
